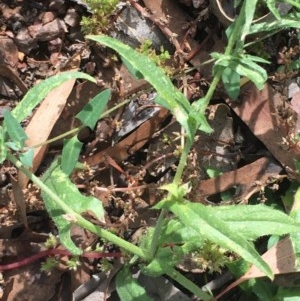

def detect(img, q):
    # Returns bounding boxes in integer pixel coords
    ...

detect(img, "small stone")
[40,11,56,25]
[64,8,80,27]
[0,37,19,67]
[36,18,68,42]
[14,27,37,54]
[28,22,43,39]
[49,0,64,11]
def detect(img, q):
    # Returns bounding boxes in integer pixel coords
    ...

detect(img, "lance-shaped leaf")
[213,204,300,240]
[61,136,83,175]
[0,126,7,164]
[3,109,28,150]
[86,35,199,140]
[156,199,273,278]
[41,158,104,254]
[12,72,96,123]
[76,89,111,129]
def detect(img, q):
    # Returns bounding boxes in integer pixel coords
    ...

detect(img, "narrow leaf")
[0,126,7,163]
[41,158,105,254]
[156,199,273,278]
[122,57,144,79]
[61,136,83,175]
[235,61,267,90]
[76,88,111,129]
[116,267,155,301]
[214,204,300,240]
[266,0,282,20]
[12,72,96,123]
[249,19,300,35]
[222,67,241,100]
[3,109,28,149]
[290,186,300,268]
[19,148,34,167]
[86,35,196,141]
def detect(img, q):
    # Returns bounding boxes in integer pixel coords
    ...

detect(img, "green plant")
[80,0,119,34]
[1,1,300,300]
[138,39,173,75]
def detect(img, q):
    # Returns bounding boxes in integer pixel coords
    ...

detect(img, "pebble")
[64,8,80,27]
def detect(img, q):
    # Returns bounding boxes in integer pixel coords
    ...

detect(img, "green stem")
[32,126,82,148]
[147,0,249,261]
[285,0,300,9]
[148,208,167,258]
[7,153,148,259]
[173,139,193,185]
[166,268,213,301]
[31,97,134,148]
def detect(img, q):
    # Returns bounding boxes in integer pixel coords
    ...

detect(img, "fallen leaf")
[227,83,300,179]
[215,237,298,299]
[18,55,81,189]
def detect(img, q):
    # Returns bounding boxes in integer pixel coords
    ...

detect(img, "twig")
[0,248,123,271]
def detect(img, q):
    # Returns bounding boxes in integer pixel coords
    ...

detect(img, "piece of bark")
[0,64,28,95]
[227,83,300,180]
[83,108,170,166]
[197,157,282,202]
[214,237,298,300]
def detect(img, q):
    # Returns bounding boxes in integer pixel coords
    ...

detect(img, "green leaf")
[160,219,204,253]
[243,54,270,64]
[156,199,274,279]
[214,204,300,240]
[12,72,96,123]
[266,0,281,20]
[61,136,83,175]
[5,142,21,151]
[222,67,241,100]
[290,186,300,268]
[225,0,258,49]
[249,19,300,35]
[19,148,34,167]
[250,279,275,301]
[0,126,7,164]
[122,57,144,80]
[76,89,111,129]
[3,109,28,149]
[189,106,213,134]
[234,59,267,90]
[116,267,155,301]
[143,247,181,277]
[242,0,258,36]
[274,286,300,301]
[160,182,189,200]
[86,35,197,141]
[41,158,104,254]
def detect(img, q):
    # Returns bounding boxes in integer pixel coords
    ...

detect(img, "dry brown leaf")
[227,83,300,179]
[18,55,81,189]
[197,157,282,202]
[9,174,28,229]
[215,237,297,300]
[84,108,170,166]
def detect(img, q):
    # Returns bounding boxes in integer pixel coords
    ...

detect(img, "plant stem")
[173,139,193,185]
[31,126,82,148]
[166,268,213,301]
[147,0,246,260]
[148,208,167,258]
[31,97,133,148]
[285,0,300,9]
[7,153,148,260]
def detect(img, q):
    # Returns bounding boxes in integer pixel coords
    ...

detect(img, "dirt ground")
[0,0,300,300]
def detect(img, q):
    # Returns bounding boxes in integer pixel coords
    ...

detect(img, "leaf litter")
[0,0,300,300]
